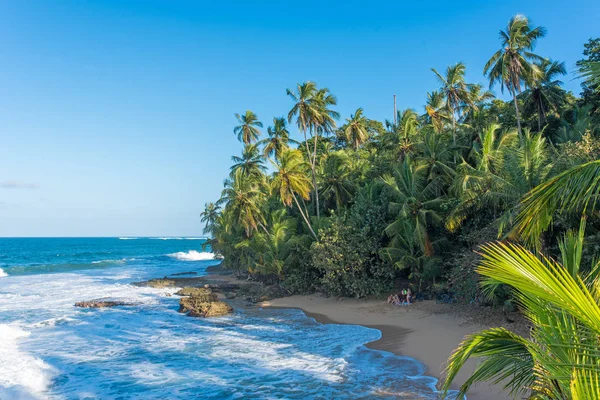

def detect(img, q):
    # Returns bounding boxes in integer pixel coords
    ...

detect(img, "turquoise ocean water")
[0,238,457,399]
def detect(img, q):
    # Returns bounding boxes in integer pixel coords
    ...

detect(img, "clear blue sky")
[0,1,598,237]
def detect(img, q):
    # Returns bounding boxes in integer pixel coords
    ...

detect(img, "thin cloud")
[0,181,40,189]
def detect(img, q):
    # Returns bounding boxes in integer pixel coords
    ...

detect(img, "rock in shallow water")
[178,297,232,318]
[75,300,136,308]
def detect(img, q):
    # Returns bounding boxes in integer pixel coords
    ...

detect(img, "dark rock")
[170,271,198,276]
[75,299,136,308]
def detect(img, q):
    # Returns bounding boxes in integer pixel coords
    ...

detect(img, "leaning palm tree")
[200,202,220,235]
[343,108,370,149]
[431,62,474,143]
[442,225,600,399]
[234,110,263,145]
[271,149,318,240]
[522,59,567,131]
[484,14,546,135]
[258,117,296,161]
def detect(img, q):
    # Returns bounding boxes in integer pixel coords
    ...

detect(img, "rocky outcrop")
[175,288,217,302]
[132,278,176,288]
[75,299,136,308]
[177,286,232,318]
[175,287,213,297]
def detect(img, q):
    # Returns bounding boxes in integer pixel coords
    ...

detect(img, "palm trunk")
[512,88,522,135]
[312,127,320,220]
[292,192,318,241]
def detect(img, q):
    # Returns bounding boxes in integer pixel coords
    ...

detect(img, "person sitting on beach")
[406,288,412,304]
[401,289,408,304]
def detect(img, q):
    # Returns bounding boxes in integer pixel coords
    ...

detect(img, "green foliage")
[311,218,394,298]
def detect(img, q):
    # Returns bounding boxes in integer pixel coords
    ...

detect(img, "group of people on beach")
[387,288,412,305]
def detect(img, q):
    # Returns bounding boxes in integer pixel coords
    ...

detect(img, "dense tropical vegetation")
[200,15,600,398]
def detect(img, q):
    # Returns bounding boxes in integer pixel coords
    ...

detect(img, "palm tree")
[271,149,318,240]
[343,108,370,149]
[200,202,220,235]
[579,61,600,88]
[230,144,266,178]
[512,159,600,247]
[234,110,263,145]
[318,151,356,210]
[431,62,474,143]
[522,59,567,131]
[423,90,449,133]
[442,229,600,399]
[218,169,267,237]
[382,157,445,256]
[287,81,321,216]
[259,117,295,161]
[484,14,546,135]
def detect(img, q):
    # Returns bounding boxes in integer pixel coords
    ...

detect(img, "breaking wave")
[0,268,7,278]
[0,324,55,399]
[167,250,215,261]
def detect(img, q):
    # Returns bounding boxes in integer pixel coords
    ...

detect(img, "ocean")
[0,238,456,399]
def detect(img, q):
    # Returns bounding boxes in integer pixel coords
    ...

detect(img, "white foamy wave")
[167,251,215,261]
[119,237,138,240]
[0,268,7,277]
[0,324,56,398]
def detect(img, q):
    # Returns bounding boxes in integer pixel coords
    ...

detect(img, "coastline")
[260,295,509,400]
[199,268,510,399]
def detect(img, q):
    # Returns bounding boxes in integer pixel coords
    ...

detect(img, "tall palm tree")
[234,110,263,145]
[522,59,567,131]
[230,144,266,178]
[259,117,295,161]
[343,108,370,149]
[484,14,546,135]
[287,83,339,219]
[271,149,318,240]
[431,62,474,143]
[218,169,267,237]
[442,230,600,399]
[200,202,220,235]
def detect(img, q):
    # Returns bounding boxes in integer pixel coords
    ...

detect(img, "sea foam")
[167,250,215,261]
[0,324,55,399]
[0,268,7,277]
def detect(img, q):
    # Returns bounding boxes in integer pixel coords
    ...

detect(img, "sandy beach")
[261,295,510,400]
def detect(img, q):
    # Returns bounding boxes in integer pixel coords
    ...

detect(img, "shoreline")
[260,295,509,400]
[147,268,510,399]
[198,269,510,400]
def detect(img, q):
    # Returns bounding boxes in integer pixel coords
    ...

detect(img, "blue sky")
[0,1,598,236]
